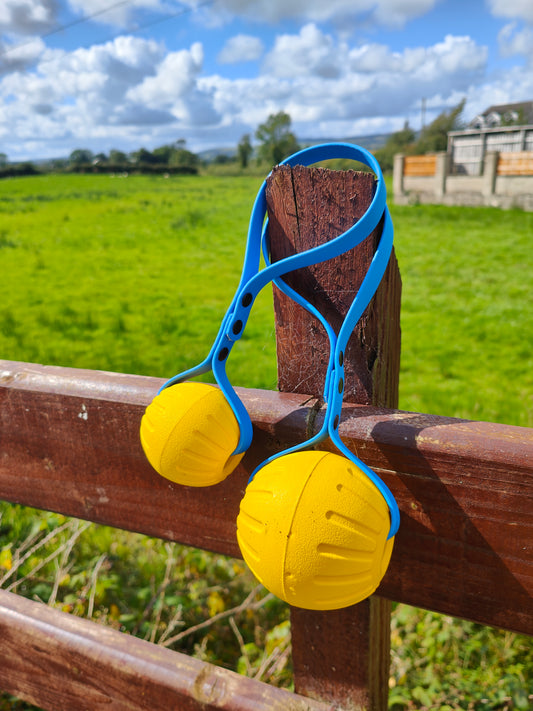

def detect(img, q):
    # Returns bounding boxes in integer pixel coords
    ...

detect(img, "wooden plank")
[265,165,401,710]
[403,155,437,177]
[0,588,332,711]
[266,165,401,406]
[497,151,533,175]
[0,360,532,635]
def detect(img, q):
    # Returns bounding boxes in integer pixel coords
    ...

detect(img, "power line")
[121,0,214,37]
[0,0,213,60]
[90,0,214,50]
[0,0,133,58]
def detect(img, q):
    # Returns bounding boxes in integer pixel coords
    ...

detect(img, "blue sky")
[1,0,533,160]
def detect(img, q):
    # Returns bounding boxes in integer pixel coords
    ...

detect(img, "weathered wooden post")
[266,164,401,710]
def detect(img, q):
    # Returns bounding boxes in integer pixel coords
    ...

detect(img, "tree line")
[0,102,466,178]
[373,100,466,172]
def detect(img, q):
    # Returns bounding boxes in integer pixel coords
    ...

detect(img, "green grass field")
[0,172,278,388]
[1,172,531,425]
[1,172,532,709]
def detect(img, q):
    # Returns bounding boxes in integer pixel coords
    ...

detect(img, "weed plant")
[0,173,532,709]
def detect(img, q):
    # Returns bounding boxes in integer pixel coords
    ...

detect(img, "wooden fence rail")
[0,584,332,711]
[1,360,531,636]
[1,360,532,710]
[0,361,533,711]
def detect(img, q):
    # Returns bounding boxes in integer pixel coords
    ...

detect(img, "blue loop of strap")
[160,142,399,538]
[256,204,399,538]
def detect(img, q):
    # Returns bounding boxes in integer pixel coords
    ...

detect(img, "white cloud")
[0,34,183,156]
[487,0,533,24]
[217,34,264,63]
[262,26,487,106]
[0,34,222,160]
[263,24,344,78]
[0,35,46,74]
[6,2,531,163]
[372,0,439,27]
[66,0,162,27]
[201,30,487,140]
[1,21,492,161]
[0,0,57,35]
[190,0,439,27]
[35,36,164,103]
[349,34,487,77]
[128,42,220,125]
[128,42,203,103]
[464,64,533,119]
[498,22,533,65]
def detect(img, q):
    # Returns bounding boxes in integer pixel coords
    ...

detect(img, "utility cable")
[0,0,214,59]
[0,0,133,57]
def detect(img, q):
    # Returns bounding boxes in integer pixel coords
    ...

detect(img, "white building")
[448,101,533,175]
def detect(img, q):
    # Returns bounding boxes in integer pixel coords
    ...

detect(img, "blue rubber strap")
[255,205,400,539]
[210,143,386,412]
[160,142,384,402]
[159,142,399,537]
[326,207,400,538]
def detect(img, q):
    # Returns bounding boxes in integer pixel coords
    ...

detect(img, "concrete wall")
[393,151,533,210]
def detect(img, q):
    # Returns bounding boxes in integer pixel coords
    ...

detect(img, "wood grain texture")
[266,165,401,710]
[0,360,531,635]
[0,589,332,711]
[265,165,401,406]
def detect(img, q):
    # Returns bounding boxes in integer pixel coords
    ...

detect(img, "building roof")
[469,101,533,128]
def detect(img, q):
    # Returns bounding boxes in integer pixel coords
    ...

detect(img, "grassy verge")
[393,203,532,427]
[0,172,277,388]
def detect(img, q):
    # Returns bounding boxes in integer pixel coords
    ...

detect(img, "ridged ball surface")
[140,382,243,486]
[237,450,394,610]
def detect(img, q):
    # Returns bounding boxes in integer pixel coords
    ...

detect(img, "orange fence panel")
[403,155,437,177]
[497,151,533,175]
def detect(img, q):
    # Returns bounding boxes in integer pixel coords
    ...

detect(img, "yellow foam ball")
[140,382,243,486]
[237,450,394,610]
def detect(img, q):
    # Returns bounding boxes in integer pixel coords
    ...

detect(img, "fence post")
[482,151,498,198]
[392,153,405,202]
[265,164,401,710]
[435,151,448,198]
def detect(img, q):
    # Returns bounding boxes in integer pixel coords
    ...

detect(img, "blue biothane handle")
[160,142,399,539]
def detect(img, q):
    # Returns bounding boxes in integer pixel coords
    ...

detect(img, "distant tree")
[374,121,416,172]
[93,152,108,164]
[131,147,158,165]
[213,153,233,165]
[69,149,93,166]
[152,145,173,164]
[109,149,128,165]
[50,158,68,171]
[255,112,299,165]
[0,153,7,168]
[237,134,253,168]
[414,99,466,154]
[168,142,199,170]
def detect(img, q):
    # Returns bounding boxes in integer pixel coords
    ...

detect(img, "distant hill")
[199,133,391,163]
[198,147,237,162]
[300,134,390,151]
